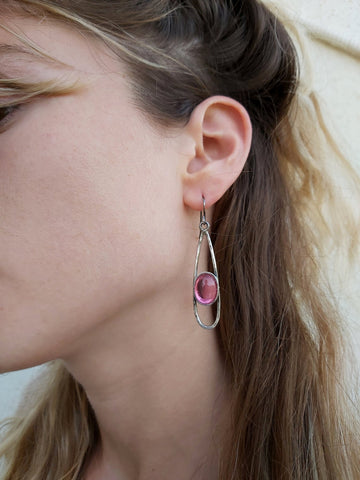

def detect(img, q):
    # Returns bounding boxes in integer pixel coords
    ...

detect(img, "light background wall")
[264,0,360,367]
[0,0,359,422]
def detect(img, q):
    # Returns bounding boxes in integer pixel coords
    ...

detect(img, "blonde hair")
[1,1,359,478]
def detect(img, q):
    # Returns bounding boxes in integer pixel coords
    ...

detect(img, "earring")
[193,197,221,329]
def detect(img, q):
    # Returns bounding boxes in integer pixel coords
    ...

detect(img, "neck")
[62,288,229,480]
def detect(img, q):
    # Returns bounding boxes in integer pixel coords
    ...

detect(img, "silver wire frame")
[193,212,221,330]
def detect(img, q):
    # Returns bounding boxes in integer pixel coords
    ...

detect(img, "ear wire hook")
[201,195,206,223]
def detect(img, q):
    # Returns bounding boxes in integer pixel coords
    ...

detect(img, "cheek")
[0,103,182,369]
[0,98,147,284]
[0,134,115,367]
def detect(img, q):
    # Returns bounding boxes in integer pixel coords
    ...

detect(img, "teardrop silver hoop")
[193,197,220,330]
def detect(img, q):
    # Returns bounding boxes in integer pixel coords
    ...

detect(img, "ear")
[182,96,252,210]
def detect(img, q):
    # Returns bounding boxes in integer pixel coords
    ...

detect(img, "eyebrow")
[0,45,52,86]
[0,43,41,57]
[0,45,83,103]
[0,42,69,70]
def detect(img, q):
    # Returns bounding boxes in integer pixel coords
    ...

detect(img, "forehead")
[0,15,120,78]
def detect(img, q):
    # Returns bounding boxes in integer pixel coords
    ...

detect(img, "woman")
[0,0,359,479]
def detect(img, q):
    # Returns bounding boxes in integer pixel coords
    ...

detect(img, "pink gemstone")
[194,273,218,306]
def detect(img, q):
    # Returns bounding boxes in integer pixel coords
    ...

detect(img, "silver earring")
[193,197,220,329]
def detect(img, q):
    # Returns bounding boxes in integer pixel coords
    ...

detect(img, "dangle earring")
[193,197,221,329]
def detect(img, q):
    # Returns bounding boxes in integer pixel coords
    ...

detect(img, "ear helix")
[193,197,220,329]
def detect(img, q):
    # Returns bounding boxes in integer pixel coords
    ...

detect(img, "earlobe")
[182,96,252,211]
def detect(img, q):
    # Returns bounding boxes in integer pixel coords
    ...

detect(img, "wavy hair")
[0,0,359,478]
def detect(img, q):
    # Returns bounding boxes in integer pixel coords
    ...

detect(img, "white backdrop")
[0,0,359,423]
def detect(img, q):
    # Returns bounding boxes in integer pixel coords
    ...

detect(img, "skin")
[0,15,252,480]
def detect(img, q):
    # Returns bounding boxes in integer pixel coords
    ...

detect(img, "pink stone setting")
[194,272,218,306]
